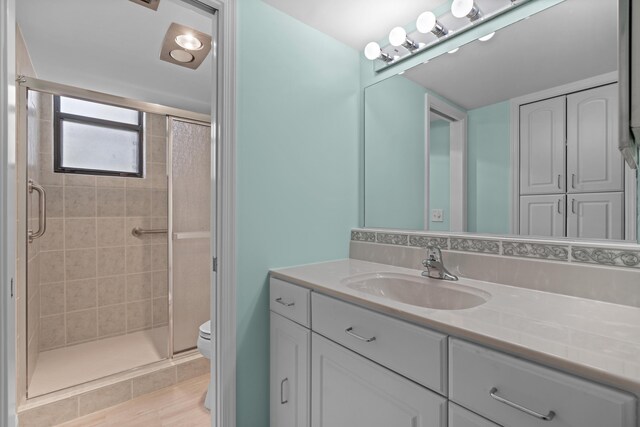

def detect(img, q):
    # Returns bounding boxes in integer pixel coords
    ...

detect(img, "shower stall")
[18,79,211,398]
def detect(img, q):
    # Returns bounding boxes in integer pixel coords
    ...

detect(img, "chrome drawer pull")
[345,327,376,343]
[275,297,295,307]
[489,387,556,421]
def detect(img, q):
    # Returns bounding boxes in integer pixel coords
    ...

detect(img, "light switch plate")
[431,209,444,222]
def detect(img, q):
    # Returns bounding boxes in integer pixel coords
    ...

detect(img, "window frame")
[53,95,144,178]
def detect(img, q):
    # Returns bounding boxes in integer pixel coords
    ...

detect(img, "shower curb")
[17,352,209,427]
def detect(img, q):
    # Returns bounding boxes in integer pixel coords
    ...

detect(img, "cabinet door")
[449,403,500,427]
[270,312,310,427]
[311,333,446,427]
[567,84,623,193]
[519,194,565,237]
[567,192,624,240]
[520,96,566,195]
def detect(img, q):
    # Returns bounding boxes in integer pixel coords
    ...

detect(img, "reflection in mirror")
[364,0,638,242]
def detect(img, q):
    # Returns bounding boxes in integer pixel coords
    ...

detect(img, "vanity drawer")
[270,278,311,328]
[312,292,447,394]
[449,339,636,427]
[449,403,500,427]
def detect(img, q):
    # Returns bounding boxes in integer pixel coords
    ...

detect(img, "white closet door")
[567,192,624,240]
[519,194,565,237]
[567,84,623,193]
[519,96,566,195]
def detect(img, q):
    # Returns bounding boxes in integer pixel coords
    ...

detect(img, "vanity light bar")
[363,0,528,68]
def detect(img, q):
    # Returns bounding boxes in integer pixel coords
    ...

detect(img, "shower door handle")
[28,180,46,243]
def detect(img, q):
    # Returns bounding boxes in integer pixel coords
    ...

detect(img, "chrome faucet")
[422,246,458,281]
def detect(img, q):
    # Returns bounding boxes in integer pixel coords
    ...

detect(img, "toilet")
[197,320,212,410]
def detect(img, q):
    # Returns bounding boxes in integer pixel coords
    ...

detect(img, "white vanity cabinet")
[311,333,447,427]
[449,339,636,427]
[270,279,311,427]
[269,278,637,427]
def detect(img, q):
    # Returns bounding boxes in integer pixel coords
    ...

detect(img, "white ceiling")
[17,0,213,114]
[262,0,449,50]
[402,0,617,110]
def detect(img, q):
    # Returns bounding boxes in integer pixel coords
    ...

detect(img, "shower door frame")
[18,77,210,395]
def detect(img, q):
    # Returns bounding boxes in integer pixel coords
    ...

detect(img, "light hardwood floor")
[57,374,211,427]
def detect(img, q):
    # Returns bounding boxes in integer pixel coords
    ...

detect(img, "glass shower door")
[169,117,212,353]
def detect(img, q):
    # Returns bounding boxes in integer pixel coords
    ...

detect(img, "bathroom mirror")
[364,0,638,242]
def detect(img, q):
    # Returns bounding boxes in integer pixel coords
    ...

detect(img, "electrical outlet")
[431,209,444,222]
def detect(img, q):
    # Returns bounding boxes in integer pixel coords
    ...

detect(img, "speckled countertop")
[271,259,640,396]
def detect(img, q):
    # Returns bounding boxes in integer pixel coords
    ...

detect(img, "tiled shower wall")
[33,95,169,351]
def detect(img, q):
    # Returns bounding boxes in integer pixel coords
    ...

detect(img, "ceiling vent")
[129,0,160,11]
[160,23,212,70]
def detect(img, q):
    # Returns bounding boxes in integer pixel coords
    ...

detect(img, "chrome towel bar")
[131,227,168,237]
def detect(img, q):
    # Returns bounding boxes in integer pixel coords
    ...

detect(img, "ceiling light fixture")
[364,42,393,63]
[448,47,459,54]
[451,0,483,21]
[160,22,212,70]
[389,27,419,51]
[175,34,203,50]
[416,11,449,37]
[478,31,495,41]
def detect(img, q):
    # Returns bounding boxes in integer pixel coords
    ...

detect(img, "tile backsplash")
[352,228,640,268]
[33,95,169,351]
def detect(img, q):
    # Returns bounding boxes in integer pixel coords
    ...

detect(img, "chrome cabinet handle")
[28,180,46,243]
[557,174,561,189]
[275,297,294,307]
[345,327,376,343]
[280,378,289,404]
[557,199,562,214]
[571,173,576,189]
[489,387,555,421]
[571,198,576,214]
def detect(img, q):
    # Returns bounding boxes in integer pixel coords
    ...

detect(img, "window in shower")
[53,95,144,177]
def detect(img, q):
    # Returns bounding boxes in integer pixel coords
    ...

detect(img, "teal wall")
[364,76,426,229]
[236,0,360,425]
[429,120,451,231]
[467,101,511,233]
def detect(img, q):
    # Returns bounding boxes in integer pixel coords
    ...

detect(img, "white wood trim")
[509,71,621,236]
[424,94,467,232]
[204,0,237,427]
[423,98,431,230]
[624,165,637,241]
[1,0,17,426]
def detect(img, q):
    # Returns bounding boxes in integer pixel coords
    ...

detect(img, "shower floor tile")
[29,327,168,397]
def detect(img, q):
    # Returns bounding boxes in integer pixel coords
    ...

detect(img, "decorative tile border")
[450,238,499,254]
[503,242,568,261]
[351,230,375,243]
[572,247,640,268]
[409,235,448,249]
[351,229,640,269]
[376,232,408,246]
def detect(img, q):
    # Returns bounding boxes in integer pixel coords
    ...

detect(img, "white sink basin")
[341,272,490,310]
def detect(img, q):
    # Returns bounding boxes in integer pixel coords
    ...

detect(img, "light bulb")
[448,47,459,54]
[364,42,382,60]
[451,0,475,17]
[175,34,203,50]
[389,27,407,47]
[479,32,495,41]
[416,12,437,33]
